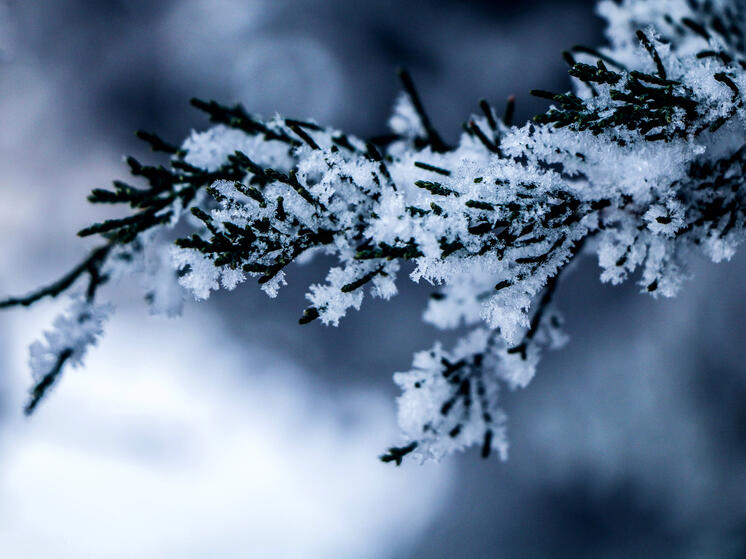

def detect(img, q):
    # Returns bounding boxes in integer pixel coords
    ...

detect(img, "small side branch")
[508,239,585,359]
[0,245,111,309]
[24,348,73,415]
[379,442,418,465]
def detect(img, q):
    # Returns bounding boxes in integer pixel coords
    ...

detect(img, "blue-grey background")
[0,1,744,557]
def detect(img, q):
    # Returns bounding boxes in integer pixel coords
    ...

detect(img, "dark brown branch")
[508,239,585,359]
[0,245,111,309]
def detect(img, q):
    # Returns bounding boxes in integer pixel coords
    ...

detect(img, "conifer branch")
[5,0,746,461]
[0,245,111,309]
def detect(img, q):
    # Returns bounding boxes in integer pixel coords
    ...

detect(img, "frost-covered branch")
[4,0,746,462]
[24,296,113,415]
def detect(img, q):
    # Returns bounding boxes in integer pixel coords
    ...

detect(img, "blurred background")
[0,0,744,557]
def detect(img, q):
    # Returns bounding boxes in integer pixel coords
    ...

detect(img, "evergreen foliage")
[4,0,746,463]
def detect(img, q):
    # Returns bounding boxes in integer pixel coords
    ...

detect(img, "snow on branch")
[3,0,746,462]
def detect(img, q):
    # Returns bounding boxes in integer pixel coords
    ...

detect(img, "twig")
[397,68,450,153]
